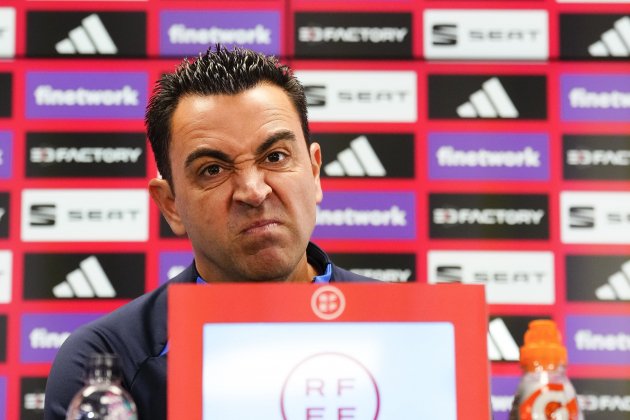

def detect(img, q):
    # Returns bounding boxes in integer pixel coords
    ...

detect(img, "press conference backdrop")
[0,0,629,418]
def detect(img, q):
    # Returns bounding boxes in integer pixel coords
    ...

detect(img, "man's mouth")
[241,219,281,235]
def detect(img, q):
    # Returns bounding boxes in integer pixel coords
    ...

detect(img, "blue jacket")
[44,243,374,420]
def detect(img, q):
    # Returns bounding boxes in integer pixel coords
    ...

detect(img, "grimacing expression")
[149,83,323,282]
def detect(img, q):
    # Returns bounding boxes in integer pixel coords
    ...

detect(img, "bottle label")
[519,383,579,420]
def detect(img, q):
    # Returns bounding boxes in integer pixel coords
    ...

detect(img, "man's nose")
[232,166,272,207]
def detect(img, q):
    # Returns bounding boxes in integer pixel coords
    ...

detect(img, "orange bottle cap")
[520,319,567,371]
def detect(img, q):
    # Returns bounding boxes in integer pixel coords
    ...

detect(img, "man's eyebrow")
[184,148,231,169]
[256,130,297,155]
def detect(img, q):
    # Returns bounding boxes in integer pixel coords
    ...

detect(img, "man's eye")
[203,164,222,176]
[266,151,287,163]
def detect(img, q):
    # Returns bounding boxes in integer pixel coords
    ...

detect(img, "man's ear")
[309,142,323,204]
[148,178,187,236]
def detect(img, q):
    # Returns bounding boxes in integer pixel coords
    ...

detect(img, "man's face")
[150,83,323,282]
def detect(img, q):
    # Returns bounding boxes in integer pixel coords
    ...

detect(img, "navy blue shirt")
[44,243,374,420]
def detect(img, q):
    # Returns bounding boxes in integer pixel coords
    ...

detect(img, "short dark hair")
[145,45,311,184]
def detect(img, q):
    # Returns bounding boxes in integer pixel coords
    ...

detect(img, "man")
[44,46,373,419]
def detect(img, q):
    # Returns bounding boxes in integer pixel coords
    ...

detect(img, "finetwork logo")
[560,14,630,59]
[24,253,145,300]
[573,378,630,420]
[424,10,548,60]
[160,11,280,56]
[313,191,415,240]
[26,132,146,178]
[159,251,193,285]
[429,132,549,181]
[0,131,12,179]
[428,75,547,120]
[318,133,414,179]
[296,70,417,122]
[561,191,630,244]
[561,74,630,122]
[563,134,630,181]
[566,255,630,302]
[567,315,630,365]
[0,251,12,303]
[295,12,412,58]
[26,72,147,119]
[26,11,146,57]
[329,253,416,282]
[0,8,16,58]
[21,189,149,242]
[428,251,555,304]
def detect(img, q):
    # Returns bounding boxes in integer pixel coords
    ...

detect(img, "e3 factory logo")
[0,73,11,118]
[26,71,147,119]
[429,132,549,181]
[428,75,547,120]
[488,316,548,362]
[314,191,416,240]
[561,191,630,244]
[160,10,280,56]
[328,253,416,282]
[0,192,8,238]
[566,255,630,302]
[566,315,630,365]
[564,134,630,181]
[573,378,630,420]
[428,251,554,304]
[429,193,549,239]
[296,70,417,122]
[20,377,47,420]
[560,14,630,59]
[0,251,11,304]
[24,253,145,300]
[21,189,149,241]
[0,8,16,58]
[424,9,548,60]
[26,132,146,178]
[295,12,412,58]
[26,11,146,57]
[561,74,630,122]
[317,133,414,178]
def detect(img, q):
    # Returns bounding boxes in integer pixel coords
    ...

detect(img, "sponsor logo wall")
[1,0,628,417]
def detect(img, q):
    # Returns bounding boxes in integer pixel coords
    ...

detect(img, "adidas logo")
[55,14,117,55]
[323,136,386,177]
[595,260,630,300]
[52,256,116,298]
[589,16,630,57]
[456,77,519,119]
[487,318,520,362]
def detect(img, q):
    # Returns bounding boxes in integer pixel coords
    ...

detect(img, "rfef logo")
[21,313,103,363]
[563,134,630,180]
[295,12,412,58]
[23,253,145,300]
[429,193,549,239]
[573,378,630,420]
[0,192,8,238]
[328,253,416,282]
[429,132,549,180]
[0,251,11,304]
[317,133,414,178]
[0,131,11,179]
[26,71,147,119]
[566,255,630,302]
[159,251,193,285]
[428,251,555,304]
[160,10,280,56]
[560,14,630,59]
[0,8,16,58]
[20,377,47,420]
[561,74,630,122]
[424,10,548,60]
[26,11,146,57]
[428,75,547,120]
[561,191,630,244]
[21,189,149,242]
[0,73,11,118]
[26,132,146,178]
[296,70,417,122]
[313,191,416,239]
[566,315,630,365]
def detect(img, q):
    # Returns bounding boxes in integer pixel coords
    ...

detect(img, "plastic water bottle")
[509,319,583,420]
[66,353,138,420]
